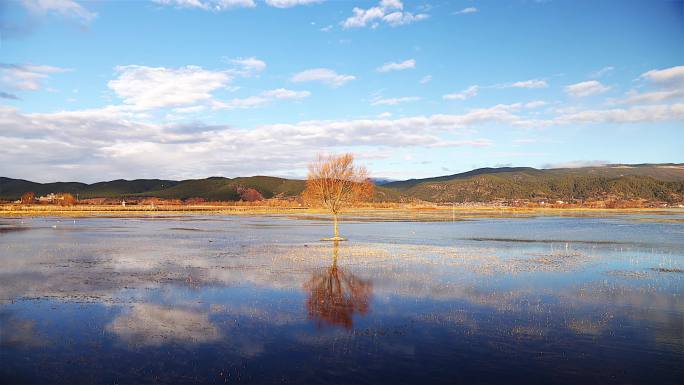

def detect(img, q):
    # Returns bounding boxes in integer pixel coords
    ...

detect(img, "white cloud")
[226,56,266,75]
[427,139,492,148]
[108,65,233,109]
[291,68,355,87]
[265,0,323,8]
[174,105,207,114]
[376,59,416,73]
[551,103,684,125]
[153,0,256,10]
[524,100,547,109]
[0,103,523,180]
[640,65,684,88]
[453,7,477,15]
[612,65,684,105]
[155,0,321,10]
[21,0,97,24]
[508,79,548,89]
[565,80,610,97]
[382,11,429,26]
[4,100,683,181]
[320,24,333,32]
[0,63,70,91]
[342,0,428,29]
[419,75,432,84]
[212,88,310,109]
[616,89,684,105]
[371,96,420,106]
[443,85,479,100]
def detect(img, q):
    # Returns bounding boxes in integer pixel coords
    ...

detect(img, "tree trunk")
[332,240,339,267]
[333,214,339,239]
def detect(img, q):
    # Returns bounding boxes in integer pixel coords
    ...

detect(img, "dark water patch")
[651,267,684,273]
[168,227,207,232]
[464,237,632,245]
[604,270,650,279]
[0,226,30,233]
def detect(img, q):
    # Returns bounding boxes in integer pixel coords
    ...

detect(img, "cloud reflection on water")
[107,303,221,346]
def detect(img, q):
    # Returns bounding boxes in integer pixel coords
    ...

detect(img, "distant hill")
[2,163,683,203]
[370,178,398,186]
[0,175,400,203]
[384,167,541,190]
[383,164,684,203]
[0,176,304,201]
[139,176,305,201]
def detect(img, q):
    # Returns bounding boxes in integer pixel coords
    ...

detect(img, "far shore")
[2,203,682,220]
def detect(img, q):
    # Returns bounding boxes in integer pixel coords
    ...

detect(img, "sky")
[1,0,683,183]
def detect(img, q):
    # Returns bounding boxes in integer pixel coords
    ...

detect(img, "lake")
[1,213,682,384]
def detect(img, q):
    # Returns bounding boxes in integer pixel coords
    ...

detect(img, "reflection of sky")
[0,215,682,383]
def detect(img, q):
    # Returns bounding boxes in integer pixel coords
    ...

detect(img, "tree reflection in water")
[304,242,373,329]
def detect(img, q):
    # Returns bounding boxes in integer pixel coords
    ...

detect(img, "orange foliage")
[57,193,76,206]
[237,187,264,202]
[302,153,374,213]
[21,192,35,204]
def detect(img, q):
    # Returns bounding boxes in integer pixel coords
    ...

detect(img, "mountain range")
[2,163,683,203]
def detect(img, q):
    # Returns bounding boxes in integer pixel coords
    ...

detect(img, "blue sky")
[1,0,683,182]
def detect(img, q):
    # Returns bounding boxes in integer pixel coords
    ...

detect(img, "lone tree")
[303,153,374,241]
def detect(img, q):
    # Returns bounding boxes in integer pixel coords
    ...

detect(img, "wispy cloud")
[640,65,684,89]
[565,80,610,97]
[453,7,477,15]
[443,85,479,100]
[612,65,684,105]
[508,79,548,89]
[21,0,97,24]
[290,68,355,87]
[212,88,310,109]
[491,79,549,89]
[419,75,432,84]
[152,0,256,11]
[590,66,614,78]
[376,59,416,73]
[225,56,267,75]
[525,100,547,109]
[551,103,684,125]
[371,96,420,106]
[264,0,323,8]
[615,89,684,105]
[0,63,70,91]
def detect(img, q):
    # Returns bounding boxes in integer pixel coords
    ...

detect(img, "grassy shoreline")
[2,203,682,219]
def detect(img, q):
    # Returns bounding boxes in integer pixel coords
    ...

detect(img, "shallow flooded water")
[1,213,682,384]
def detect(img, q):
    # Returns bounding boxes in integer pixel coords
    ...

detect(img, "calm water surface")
[1,213,682,384]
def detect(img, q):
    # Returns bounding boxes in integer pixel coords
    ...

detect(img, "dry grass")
[2,202,681,220]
